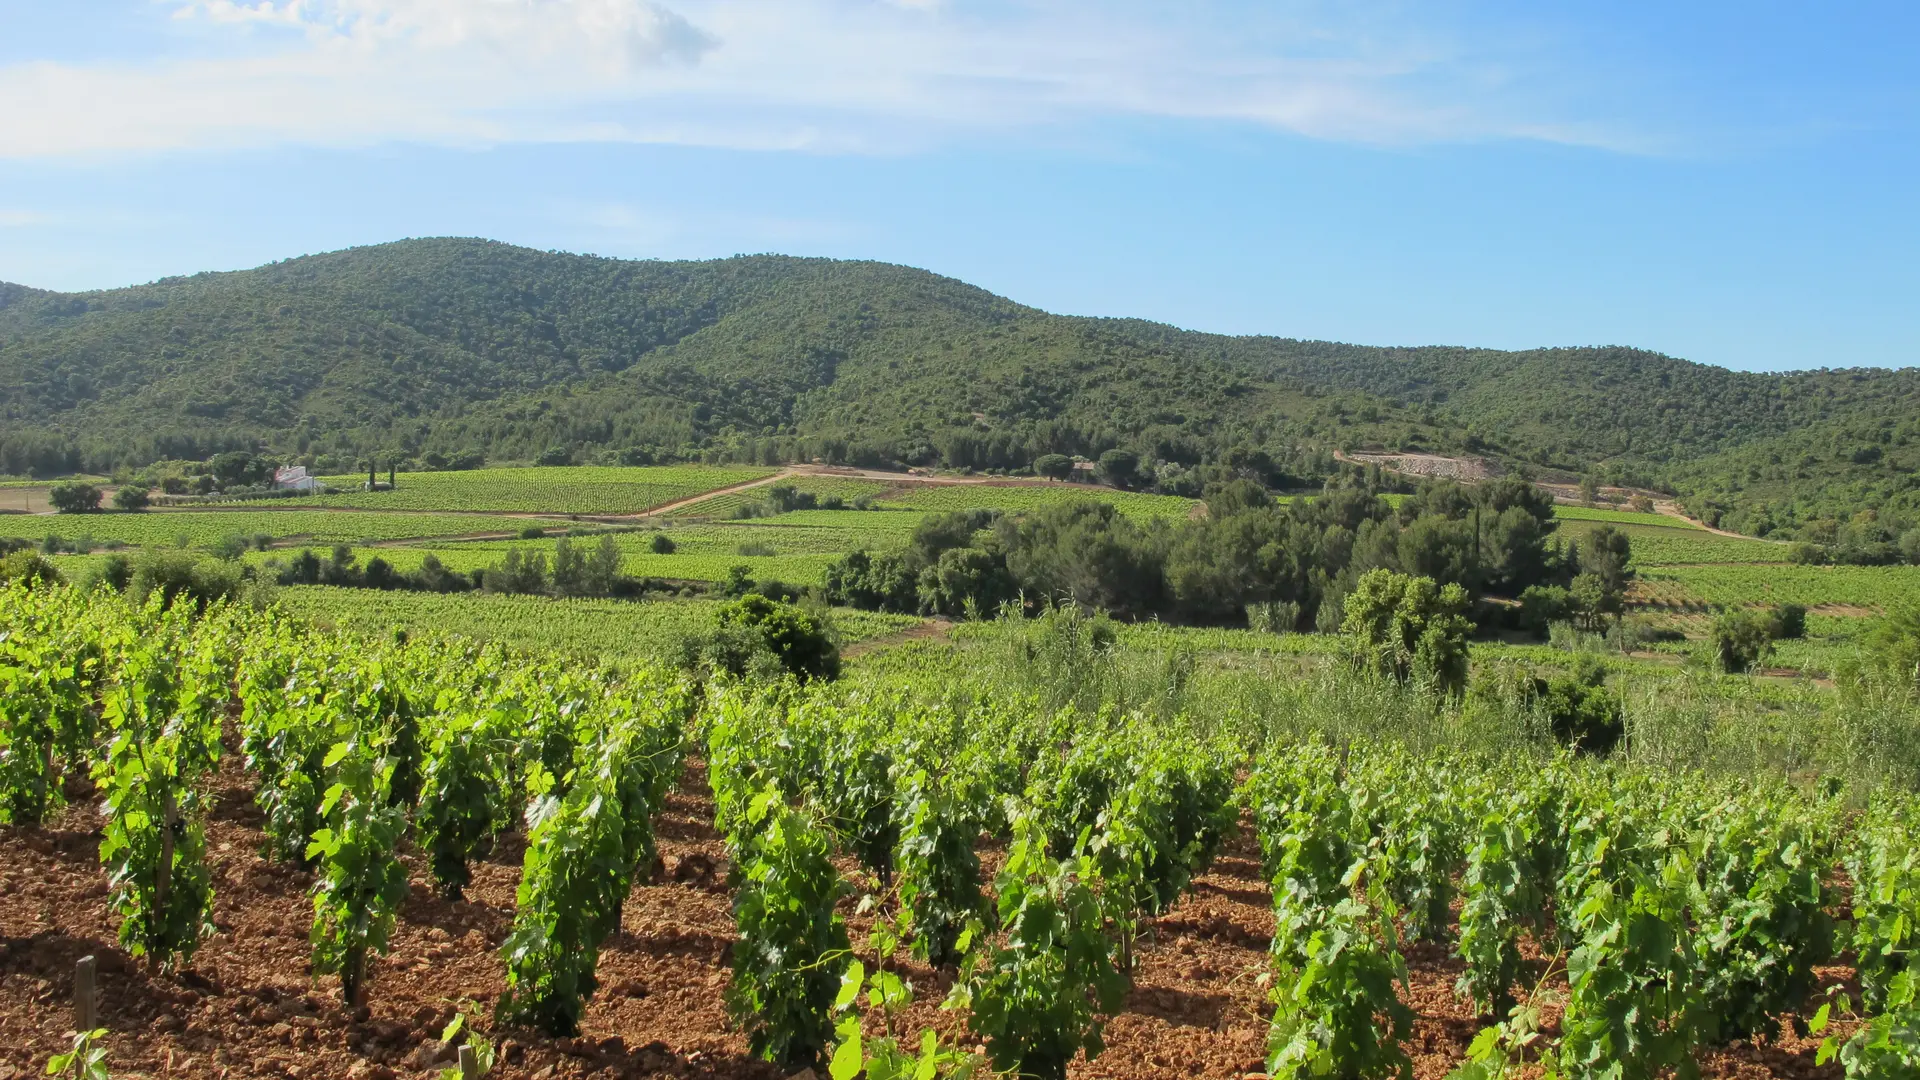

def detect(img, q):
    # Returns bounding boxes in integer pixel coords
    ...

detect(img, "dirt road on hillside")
[632,469,799,517]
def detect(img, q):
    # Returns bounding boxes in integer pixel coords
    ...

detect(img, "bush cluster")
[826,477,1606,631]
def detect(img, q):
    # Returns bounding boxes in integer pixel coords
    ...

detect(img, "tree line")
[825,477,1634,633]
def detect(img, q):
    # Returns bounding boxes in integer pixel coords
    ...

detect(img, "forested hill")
[2,237,1916,539]
[0,281,49,313]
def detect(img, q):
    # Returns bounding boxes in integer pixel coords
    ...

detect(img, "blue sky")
[0,2,1915,372]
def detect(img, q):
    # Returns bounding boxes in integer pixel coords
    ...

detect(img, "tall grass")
[915,604,1920,796]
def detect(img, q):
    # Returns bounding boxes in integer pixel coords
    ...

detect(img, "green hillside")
[2,237,1915,543]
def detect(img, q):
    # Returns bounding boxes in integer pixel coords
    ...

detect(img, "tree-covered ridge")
[0,238,1386,477]
[0,282,51,315]
[1197,335,1920,473]
[0,241,885,464]
[1669,414,1920,545]
[1,237,1916,543]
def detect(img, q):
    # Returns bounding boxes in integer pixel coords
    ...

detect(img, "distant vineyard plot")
[276,586,919,660]
[327,519,916,585]
[666,475,889,518]
[0,509,500,548]
[1552,504,1703,529]
[1595,524,1785,566]
[655,521,910,555]
[731,508,925,533]
[336,539,843,587]
[265,465,777,515]
[1636,563,1920,613]
[880,482,1197,519]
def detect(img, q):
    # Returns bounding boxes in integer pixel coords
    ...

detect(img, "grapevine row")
[4,580,1918,1078]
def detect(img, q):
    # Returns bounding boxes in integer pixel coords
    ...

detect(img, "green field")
[716,518,926,559]
[880,482,1197,519]
[274,586,921,662]
[1608,523,1786,566]
[729,508,924,534]
[253,465,775,515]
[497,522,901,558]
[1635,563,1920,612]
[308,541,843,587]
[666,475,891,518]
[1552,504,1701,529]
[659,522,908,555]
[0,509,506,548]
[0,477,110,488]
[308,519,908,585]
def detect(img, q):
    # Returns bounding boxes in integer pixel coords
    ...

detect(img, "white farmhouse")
[272,465,320,493]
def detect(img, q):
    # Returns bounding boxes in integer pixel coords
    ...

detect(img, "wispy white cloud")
[0,210,56,227]
[0,0,1640,158]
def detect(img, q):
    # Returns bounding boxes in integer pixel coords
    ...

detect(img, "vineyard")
[880,485,1199,521]
[1637,565,1920,613]
[277,467,779,516]
[666,477,893,519]
[0,510,517,550]
[356,522,939,587]
[274,588,921,663]
[336,542,846,589]
[731,509,925,535]
[1550,505,1702,529]
[681,522,925,555]
[3,584,1917,1080]
[1603,525,1785,567]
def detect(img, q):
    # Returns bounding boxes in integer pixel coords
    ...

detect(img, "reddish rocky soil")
[0,755,1856,1080]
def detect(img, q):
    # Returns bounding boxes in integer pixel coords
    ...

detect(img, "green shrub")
[917,546,1017,617]
[1341,569,1473,696]
[1245,600,1301,634]
[0,550,62,588]
[765,484,818,514]
[1711,608,1776,674]
[127,550,247,611]
[823,550,916,612]
[1770,603,1808,641]
[1518,585,1575,637]
[1787,542,1828,565]
[1535,656,1624,755]
[1857,607,1920,694]
[48,482,102,514]
[721,564,755,598]
[698,595,842,681]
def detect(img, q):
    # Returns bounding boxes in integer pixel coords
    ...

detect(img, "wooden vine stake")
[73,955,98,1032]
[457,1044,478,1080]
